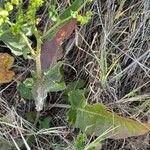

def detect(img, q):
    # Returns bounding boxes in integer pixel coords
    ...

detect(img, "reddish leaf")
[40,19,77,71]
[55,19,77,45]
[0,53,15,84]
[41,38,63,70]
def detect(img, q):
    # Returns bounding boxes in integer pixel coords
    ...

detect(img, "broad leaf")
[43,61,66,92]
[0,32,30,56]
[68,90,86,109]
[32,80,66,111]
[40,38,63,71]
[17,83,33,100]
[21,24,34,36]
[64,79,85,95]
[17,78,34,99]
[32,82,48,111]
[39,117,51,129]
[44,80,66,92]
[74,133,87,150]
[43,0,89,40]
[41,0,89,71]
[68,90,86,124]
[68,90,150,139]
[0,0,5,7]
[0,53,15,84]
[40,19,76,71]
[32,62,66,111]
[44,61,64,81]
[18,62,66,111]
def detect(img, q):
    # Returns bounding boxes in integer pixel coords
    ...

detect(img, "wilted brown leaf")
[0,53,15,84]
[40,19,77,71]
[55,19,77,45]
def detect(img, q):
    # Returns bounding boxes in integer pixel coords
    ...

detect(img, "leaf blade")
[0,53,15,84]
[68,90,150,139]
[0,32,30,56]
[40,19,76,71]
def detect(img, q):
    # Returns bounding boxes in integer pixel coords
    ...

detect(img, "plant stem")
[34,29,42,78]
[20,32,35,56]
[34,111,40,126]
[35,53,41,78]
[42,17,71,40]
[42,0,90,40]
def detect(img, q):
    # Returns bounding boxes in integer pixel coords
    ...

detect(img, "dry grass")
[0,0,150,149]
[68,0,150,149]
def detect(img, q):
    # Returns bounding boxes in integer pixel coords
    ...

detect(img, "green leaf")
[32,62,66,111]
[75,11,93,25]
[68,108,77,124]
[43,0,91,40]
[48,4,58,22]
[67,90,86,124]
[68,90,86,108]
[43,61,66,92]
[64,79,85,95]
[85,135,103,150]
[0,0,5,7]
[68,91,150,139]
[44,80,66,92]
[44,61,64,81]
[18,62,66,111]
[74,133,87,150]
[59,0,87,20]
[22,24,34,36]
[17,82,33,100]
[39,117,51,129]
[26,111,36,123]
[32,80,66,112]
[23,78,34,88]
[0,31,30,56]
[32,82,48,111]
